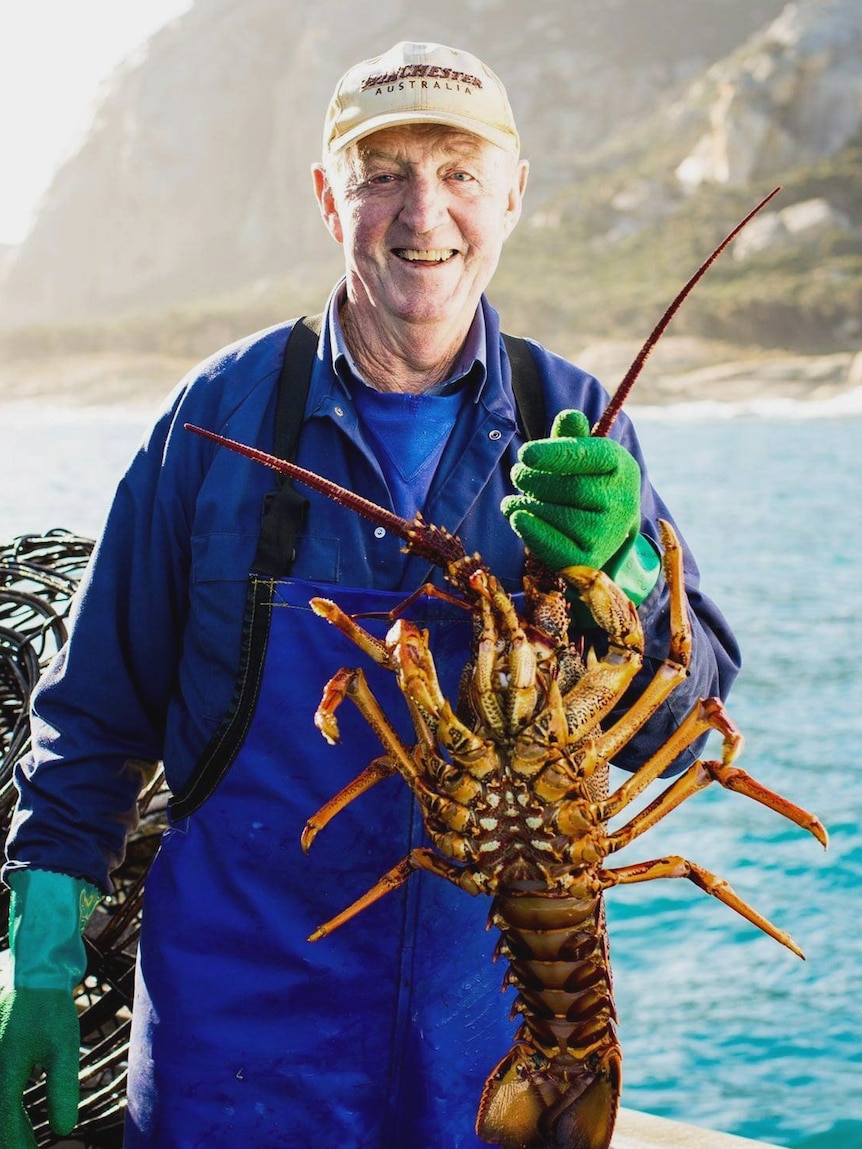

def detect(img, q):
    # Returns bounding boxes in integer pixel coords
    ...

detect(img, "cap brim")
[327,110,519,155]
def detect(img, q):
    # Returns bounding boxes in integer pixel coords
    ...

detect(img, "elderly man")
[1,41,738,1148]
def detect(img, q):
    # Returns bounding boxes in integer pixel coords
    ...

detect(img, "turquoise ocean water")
[612,399,861,1149]
[0,392,860,1147]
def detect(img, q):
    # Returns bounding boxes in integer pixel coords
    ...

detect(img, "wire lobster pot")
[1,531,168,1148]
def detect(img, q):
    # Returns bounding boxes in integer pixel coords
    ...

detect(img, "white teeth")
[398,249,455,262]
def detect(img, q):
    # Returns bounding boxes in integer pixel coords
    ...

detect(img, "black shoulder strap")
[252,323,545,577]
[502,332,546,441]
[251,315,323,576]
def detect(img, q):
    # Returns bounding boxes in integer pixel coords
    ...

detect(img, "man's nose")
[398,178,447,234]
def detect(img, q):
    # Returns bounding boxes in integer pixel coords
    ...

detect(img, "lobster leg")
[468,568,540,734]
[600,695,739,820]
[554,565,647,742]
[308,846,482,941]
[607,756,828,854]
[312,597,452,739]
[313,639,442,756]
[350,580,472,621]
[586,519,692,770]
[469,589,509,738]
[560,566,643,655]
[697,762,828,846]
[310,597,390,664]
[602,692,827,849]
[387,618,448,726]
[559,650,643,744]
[600,856,806,957]
[311,665,474,832]
[657,517,692,666]
[300,755,395,852]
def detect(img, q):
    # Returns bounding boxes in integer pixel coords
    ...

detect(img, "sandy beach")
[0,336,860,412]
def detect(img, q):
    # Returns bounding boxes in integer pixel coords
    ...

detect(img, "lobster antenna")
[591,185,781,438]
[185,424,414,539]
[185,425,473,570]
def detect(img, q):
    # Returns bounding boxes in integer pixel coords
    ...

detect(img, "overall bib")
[124,322,545,1147]
[126,578,513,1148]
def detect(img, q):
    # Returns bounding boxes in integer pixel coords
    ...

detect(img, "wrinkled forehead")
[357,124,491,162]
[329,123,515,182]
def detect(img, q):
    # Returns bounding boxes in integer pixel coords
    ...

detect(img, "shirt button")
[334,405,345,417]
[374,527,386,539]
[489,429,502,441]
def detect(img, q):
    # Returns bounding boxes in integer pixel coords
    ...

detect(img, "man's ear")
[312,164,344,245]
[503,158,529,239]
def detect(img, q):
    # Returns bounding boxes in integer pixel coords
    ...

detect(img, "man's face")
[313,124,528,336]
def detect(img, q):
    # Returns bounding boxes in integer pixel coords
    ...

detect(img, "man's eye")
[450,171,474,182]
[368,173,398,185]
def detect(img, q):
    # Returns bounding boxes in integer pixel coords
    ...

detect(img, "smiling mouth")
[394,248,459,263]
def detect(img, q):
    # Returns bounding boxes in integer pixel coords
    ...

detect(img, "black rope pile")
[1,531,169,1148]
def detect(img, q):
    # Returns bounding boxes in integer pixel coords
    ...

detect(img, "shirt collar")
[327,279,488,400]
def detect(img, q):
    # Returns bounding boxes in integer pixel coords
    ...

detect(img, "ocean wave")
[629,385,862,422]
[0,400,154,425]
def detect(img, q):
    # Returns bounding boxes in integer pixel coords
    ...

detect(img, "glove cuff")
[6,870,101,992]
[605,533,662,607]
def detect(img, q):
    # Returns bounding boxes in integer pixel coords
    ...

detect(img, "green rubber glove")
[502,409,661,607]
[0,870,100,1148]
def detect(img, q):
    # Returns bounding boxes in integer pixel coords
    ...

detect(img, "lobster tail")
[477,1041,621,1149]
[476,890,621,1149]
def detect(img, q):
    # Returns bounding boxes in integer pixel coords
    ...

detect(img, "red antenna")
[591,186,781,438]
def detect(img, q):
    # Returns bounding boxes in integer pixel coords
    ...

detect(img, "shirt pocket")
[187,531,259,723]
[288,531,341,584]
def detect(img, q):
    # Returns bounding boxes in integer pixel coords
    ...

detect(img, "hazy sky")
[0,1,192,246]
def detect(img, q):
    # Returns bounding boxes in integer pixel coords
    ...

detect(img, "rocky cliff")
[676,0,862,189]
[0,0,860,397]
[0,0,787,324]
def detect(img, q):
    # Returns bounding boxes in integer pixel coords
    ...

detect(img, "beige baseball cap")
[323,41,520,157]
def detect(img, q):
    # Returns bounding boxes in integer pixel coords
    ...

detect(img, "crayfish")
[185,187,828,1149]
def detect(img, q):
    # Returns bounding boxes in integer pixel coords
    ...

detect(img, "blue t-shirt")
[350,386,468,519]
